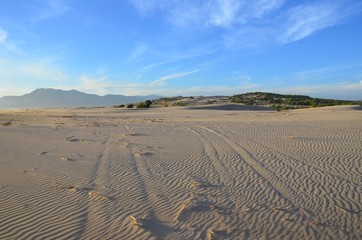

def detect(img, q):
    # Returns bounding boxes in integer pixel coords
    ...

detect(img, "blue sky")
[0,0,362,99]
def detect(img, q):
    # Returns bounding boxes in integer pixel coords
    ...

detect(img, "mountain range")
[1,89,360,110]
[0,89,160,109]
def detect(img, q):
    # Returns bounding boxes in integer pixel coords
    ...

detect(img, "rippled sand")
[0,105,361,239]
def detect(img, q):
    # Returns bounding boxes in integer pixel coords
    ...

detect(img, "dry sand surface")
[0,105,361,239]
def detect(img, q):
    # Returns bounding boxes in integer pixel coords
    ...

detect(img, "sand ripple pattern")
[0,106,361,239]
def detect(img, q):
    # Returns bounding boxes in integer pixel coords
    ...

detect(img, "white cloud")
[139,43,218,74]
[150,69,201,86]
[0,27,21,52]
[31,0,71,22]
[248,0,285,19]
[279,2,341,43]
[128,0,169,14]
[267,65,362,86]
[129,0,361,48]
[128,44,148,62]
[0,53,67,80]
[225,74,252,82]
[140,59,175,72]
[256,65,362,100]
[78,75,110,95]
[58,69,239,97]
[0,28,7,44]
[208,0,285,26]
[20,62,67,81]
[70,70,257,97]
[43,69,362,100]
[268,80,362,100]
[0,85,35,97]
[208,0,242,27]
[130,0,285,28]
[0,57,69,97]
[187,83,257,96]
[223,27,275,49]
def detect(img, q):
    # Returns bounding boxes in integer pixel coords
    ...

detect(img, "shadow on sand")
[352,105,362,111]
[188,104,274,111]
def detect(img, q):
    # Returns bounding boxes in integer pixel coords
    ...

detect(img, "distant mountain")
[0,88,161,109]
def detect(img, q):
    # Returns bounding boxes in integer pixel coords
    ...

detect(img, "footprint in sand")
[2,119,13,126]
[60,157,76,161]
[175,196,212,222]
[88,191,110,201]
[188,177,222,189]
[66,136,84,142]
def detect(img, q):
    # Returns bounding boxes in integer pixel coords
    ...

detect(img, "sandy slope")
[0,105,361,239]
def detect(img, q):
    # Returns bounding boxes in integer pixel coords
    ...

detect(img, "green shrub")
[145,100,152,108]
[114,104,125,108]
[136,100,152,108]
[136,102,146,108]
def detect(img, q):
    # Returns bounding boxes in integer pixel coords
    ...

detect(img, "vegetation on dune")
[230,92,361,111]
[156,96,184,102]
[152,96,188,107]
[136,100,152,108]
[114,92,360,111]
[114,100,152,109]
[114,104,125,108]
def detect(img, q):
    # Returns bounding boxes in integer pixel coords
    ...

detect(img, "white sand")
[0,105,361,239]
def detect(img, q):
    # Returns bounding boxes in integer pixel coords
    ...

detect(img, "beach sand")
[0,105,361,239]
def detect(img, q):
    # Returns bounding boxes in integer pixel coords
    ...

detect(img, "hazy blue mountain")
[0,88,160,109]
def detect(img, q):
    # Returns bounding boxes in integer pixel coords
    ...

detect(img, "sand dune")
[0,105,361,239]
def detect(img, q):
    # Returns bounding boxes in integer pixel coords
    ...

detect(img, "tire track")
[195,122,362,237]
[192,124,302,209]
[119,124,174,239]
[182,126,229,186]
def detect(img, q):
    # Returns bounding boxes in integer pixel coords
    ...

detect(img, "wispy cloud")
[130,0,284,28]
[279,2,344,43]
[140,59,175,72]
[248,0,285,19]
[58,69,201,96]
[257,65,362,99]
[0,85,35,97]
[150,69,201,86]
[127,0,169,14]
[268,80,362,100]
[207,0,285,27]
[78,75,110,95]
[225,74,252,82]
[0,28,7,44]
[140,43,217,73]
[31,0,71,22]
[223,27,275,49]
[128,44,148,62]
[267,65,362,86]
[20,62,67,81]
[120,80,259,96]
[129,0,361,48]
[186,83,258,96]
[0,27,17,51]
[47,68,362,99]
[64,69,258,97]
[0,57,69,94]
[5,55,68,81]
[208,0,242,27]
